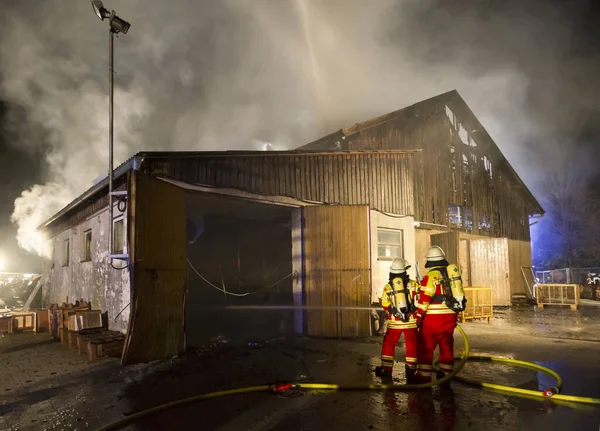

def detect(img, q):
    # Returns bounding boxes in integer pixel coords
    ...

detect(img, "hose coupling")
[271,383,299,393]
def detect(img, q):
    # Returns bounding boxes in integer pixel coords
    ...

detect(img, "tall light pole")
[91,1,131,264]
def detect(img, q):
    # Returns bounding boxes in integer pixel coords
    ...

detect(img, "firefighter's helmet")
[426,246,446,262]
[402,259,412,271]
[390,258,407,274]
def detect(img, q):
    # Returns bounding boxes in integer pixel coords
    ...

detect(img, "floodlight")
[110,15,131,34]
[91,1,110,20]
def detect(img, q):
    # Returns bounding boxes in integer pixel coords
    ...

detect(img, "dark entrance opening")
[185,191,294,348]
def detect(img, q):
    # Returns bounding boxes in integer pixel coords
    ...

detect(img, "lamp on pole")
[91,1,131,264]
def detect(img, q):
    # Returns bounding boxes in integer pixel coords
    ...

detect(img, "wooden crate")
[48,302,91,339]
[0,316,11,333]
[74,329,125,361]
[36,309,49,332]
[537,284,580,310]
[68,310,103,332]
[460,287,493,323]
[88,337,126,362]
[68,330,79,350]
[9,312,36,333]
[76,328,106,355]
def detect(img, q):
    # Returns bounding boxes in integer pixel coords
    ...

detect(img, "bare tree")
[536,150,600,268]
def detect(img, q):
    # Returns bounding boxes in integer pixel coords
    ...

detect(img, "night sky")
[1,0,599,273]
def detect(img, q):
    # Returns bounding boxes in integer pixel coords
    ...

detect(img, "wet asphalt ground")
[2,304,600,430]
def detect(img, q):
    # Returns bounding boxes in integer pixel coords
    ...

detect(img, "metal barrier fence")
[535,268,600,285]
[460,287,493,323]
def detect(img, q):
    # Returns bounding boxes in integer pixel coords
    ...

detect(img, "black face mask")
[425,259,449,268]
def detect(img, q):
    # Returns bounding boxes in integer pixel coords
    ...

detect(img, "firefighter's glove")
[416,314,423,329]
[388,306,399,317]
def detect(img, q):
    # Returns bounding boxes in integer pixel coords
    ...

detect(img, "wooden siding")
[469,237,511,306]
[459,238,471,287]
[430,232,459,266]
[507,239,533,296]
[299,92,538,242]
[342,105,531,241]
[303,205,371,338]
[122,172,187,364]
[141,152,418,217]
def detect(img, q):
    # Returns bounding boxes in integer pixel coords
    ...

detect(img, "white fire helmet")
[390,258,407,274]
[426,246,446,262]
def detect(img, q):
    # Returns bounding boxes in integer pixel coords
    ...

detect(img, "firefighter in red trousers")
[375,258,419,383]
[415,246,466,385]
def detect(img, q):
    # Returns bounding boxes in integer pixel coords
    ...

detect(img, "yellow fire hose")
[95,325,600,431]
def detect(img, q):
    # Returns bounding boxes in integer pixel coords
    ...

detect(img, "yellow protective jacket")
[380,276,417,329]
[416,267,456,317]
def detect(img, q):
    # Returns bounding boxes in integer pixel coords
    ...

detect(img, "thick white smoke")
[0,0,595,256]
[10,184,72,258]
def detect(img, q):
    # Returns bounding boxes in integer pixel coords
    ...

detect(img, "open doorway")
[185,191,295,348]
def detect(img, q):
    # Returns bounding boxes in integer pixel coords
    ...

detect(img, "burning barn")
[37,90,543,364]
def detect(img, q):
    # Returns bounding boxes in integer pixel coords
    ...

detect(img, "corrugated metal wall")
[141,152,418,217]
[469,237,511,306]
[122,172,187,364]
[302,205,371,338]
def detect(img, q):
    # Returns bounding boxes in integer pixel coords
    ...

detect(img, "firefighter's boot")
[375,366,393,383]
[436,370,452,390]
[405,364,418,384]
[375,366,392,377]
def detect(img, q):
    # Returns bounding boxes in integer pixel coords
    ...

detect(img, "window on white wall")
[63,239,70,266]
[113,219,125,254]
[377,228,403,260]
[82,230,92,262]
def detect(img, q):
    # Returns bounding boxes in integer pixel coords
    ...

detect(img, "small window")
[377,228,402,260]
[449,204,473,230]
[113,219,125,254]
[63,239,70,266]
[82,230,92,262]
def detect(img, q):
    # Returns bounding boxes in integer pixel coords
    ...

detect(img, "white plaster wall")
[46,203,131,333]
[369,210,415,302]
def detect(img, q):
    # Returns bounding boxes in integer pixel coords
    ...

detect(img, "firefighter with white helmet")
[415,246,466,385]
[375,257,419,382]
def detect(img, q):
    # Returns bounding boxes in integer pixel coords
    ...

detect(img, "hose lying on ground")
[95,325,600,431]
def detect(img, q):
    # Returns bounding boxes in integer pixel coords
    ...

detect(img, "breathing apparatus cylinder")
[388,258,413,322]
[426,246,467,313]
[441,264,466,312]
[392,278,408,313]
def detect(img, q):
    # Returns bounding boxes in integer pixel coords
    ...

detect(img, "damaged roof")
[296,90,543,216]
[37,149,420,231]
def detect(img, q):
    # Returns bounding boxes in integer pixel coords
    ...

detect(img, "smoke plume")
[1,0,598,256]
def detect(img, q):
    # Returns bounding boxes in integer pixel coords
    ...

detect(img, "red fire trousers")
[416,314,457,381]
[381,327,418,372]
